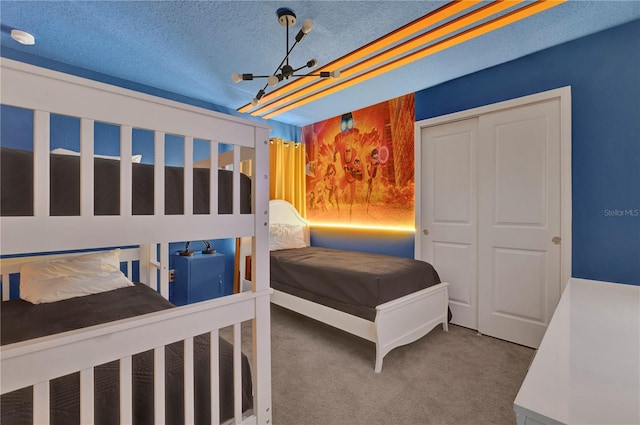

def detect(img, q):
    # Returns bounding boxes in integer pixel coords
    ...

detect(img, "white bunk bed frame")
[0,58,273,425]
[269,199,449,373]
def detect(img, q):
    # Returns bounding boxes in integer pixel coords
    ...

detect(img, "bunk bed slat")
[184,136,194,216]
[80,118,94,216]
[233,323,242,422]
[79,367,94,423]
[153,346,166,424]
[120,355,133,423]
[210,329,221,425]
[120,125,133,217]
[210,142,219,214]
[33,381,50,424]
[139,244,155,290]
[154,130,165,216]
[33,110,50,218]
[159,243,169,299]
[125,260,134,280]
[233,146,241,215]
[184,337,195,424]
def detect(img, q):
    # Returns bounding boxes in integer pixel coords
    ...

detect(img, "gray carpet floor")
[236,304,535,425]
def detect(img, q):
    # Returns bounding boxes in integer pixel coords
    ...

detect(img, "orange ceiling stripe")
[262,0,566,120]
[252,0,519,117]
[236,0,479,114]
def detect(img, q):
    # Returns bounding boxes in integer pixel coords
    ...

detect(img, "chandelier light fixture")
[231,7,340,106]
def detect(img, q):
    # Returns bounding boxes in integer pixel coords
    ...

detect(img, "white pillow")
[269,223,307,251]
[51,148,142,163]
[20,248,134,304]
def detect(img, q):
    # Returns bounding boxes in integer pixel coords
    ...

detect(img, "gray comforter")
[270,246,442,321]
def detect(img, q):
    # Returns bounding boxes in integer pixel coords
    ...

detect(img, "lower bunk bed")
[1,253,252,424]
[0,248,262,425]
[268,200,450,373]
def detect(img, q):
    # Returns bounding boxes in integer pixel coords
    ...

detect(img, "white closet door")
[477,99,562,348]
[420,118,478,330]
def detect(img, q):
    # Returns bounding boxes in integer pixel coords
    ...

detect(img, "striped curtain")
[269,138,307,217]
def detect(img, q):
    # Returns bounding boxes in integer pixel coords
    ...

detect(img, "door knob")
[423,229,429,236]
[552,236,561,245]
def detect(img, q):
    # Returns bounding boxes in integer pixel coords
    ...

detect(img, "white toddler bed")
[268,199,449,373]
[0,58,272,424]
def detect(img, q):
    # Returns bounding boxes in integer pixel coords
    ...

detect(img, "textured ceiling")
[1,1,639,127]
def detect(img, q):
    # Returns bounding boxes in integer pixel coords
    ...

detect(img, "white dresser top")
[514,278,640,425]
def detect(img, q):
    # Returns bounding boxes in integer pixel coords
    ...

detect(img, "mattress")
[1,283,252,425]
[0,147,251,217]
[270,246,442,321]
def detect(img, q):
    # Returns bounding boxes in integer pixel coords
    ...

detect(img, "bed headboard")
[269,199,310,246]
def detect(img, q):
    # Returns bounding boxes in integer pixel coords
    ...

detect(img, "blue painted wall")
[310,228,415,259]
[312,20,640,286]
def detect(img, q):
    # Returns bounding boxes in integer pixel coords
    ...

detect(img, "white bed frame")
[0,58,272,425]
[269,199,449,373]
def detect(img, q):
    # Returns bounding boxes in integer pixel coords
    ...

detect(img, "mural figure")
[365,148,380,212]
[323,163,339,211]
[333,113,363,215]
[316,188,328,212]
[308,190,316,210]
[339,141,363,215]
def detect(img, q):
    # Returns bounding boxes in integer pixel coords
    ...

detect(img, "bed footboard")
[374,282,449,373]
[271,282,449,373]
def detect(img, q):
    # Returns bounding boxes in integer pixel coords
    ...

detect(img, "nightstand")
[170,252,225,306]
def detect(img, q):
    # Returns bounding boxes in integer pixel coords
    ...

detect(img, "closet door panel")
[493,117,548,226]
[420,118,478,329]
[492,247,547,322]
[433,242,474,312]
[478,99,561,348]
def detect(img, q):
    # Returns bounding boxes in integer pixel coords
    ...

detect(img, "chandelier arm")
[287,40,300,56]
[285,20,290,67]
[270,39,300,79]
[291,60,317,74]
[294,71,337,78]
[256,82,269,99]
